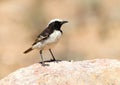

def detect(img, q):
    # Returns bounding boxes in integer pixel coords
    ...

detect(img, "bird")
[23,19,68,65]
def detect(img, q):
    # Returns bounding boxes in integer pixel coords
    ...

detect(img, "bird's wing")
[32,28,51,45]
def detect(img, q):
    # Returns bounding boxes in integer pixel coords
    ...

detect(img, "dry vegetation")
[0,0,120,79]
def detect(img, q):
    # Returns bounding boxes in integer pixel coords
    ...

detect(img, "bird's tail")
[24,47,33,54]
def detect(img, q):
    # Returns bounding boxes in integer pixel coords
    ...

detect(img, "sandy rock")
[0,59,120,85]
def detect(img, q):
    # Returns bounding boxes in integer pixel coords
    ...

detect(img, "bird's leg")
[49,49,56,61]
[39,50,45,66]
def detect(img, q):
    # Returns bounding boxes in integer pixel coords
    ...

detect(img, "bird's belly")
[43,30,62,49]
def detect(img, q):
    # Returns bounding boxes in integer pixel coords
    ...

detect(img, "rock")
[0,59,120,85]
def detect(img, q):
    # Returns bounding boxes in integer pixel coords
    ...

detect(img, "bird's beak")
[61,21,68,24]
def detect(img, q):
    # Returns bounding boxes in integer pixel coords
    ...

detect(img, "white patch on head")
[48,19,63,26]
[33,30,62,50]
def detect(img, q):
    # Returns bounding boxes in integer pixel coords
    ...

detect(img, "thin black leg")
[49,49,56,61]
[39,50,45,66]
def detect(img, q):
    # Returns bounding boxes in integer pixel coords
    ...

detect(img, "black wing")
[32,27,54,45]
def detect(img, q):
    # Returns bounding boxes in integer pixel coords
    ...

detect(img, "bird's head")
[47,19,68,30]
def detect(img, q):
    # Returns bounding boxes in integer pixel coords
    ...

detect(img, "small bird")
[24,19,68,65]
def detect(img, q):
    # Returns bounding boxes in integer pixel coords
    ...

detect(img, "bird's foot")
[41,62,49,66]
[50,59,62,63]
[50,58,56,61]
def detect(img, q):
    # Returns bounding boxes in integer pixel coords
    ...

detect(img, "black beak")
[61,21,68,24]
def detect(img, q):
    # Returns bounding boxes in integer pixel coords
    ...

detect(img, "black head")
[48,19,68,30]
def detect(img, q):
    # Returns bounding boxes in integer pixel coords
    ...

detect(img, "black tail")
[24,47,33,54]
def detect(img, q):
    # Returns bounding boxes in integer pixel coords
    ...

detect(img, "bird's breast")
[46,30,62,44]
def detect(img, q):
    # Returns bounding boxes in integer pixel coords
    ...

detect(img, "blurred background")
[0,0,120,79]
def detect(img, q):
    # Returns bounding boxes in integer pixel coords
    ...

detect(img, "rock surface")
[0,59,120,85]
